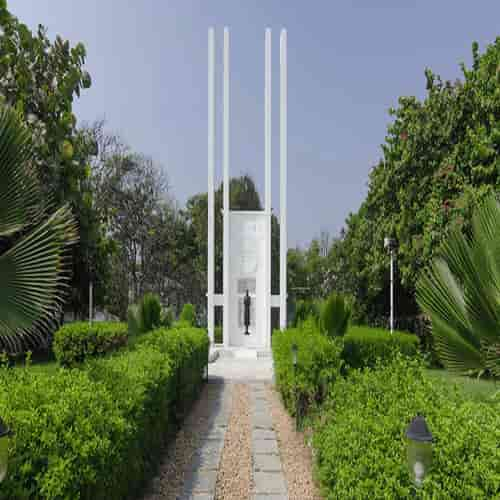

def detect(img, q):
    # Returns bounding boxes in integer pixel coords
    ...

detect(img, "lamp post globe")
[406,415,433,487]
[0,417,12,483]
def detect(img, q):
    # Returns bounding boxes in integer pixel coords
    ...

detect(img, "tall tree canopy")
[324,38,500,325]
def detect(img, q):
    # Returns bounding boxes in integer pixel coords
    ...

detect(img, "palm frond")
[417,194,500,377]
[0,205,77,347]
[0,107,40,237]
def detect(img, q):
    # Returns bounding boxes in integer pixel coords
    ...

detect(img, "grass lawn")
[425,368,499,403]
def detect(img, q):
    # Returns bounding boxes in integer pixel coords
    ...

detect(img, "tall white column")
[265,28,272,348]
[279,29,288,330]
[223,27,230,348]
[207,28,215,344]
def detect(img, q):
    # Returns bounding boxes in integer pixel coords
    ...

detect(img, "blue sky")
[11,1,500,247]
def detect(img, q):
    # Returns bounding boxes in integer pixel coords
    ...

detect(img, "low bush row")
[342,325,419,369]
[272,322,418,417]
[313,355,500,499]
[272,320,344,416]
[53,321,128,366]
[0,326,209,499]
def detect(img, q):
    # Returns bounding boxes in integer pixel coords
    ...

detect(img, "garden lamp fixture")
[291,343,299,430]
[405,415,433,488]
[0,417,12,483]
[384,237,397,334]
[291,343,298,367]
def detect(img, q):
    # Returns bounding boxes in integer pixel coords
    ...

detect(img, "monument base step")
[212,347,272,360]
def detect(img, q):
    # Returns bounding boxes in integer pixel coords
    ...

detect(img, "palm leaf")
[0,205,77,346]
[0,106,78,353]
[0,107,40,237]
[417,194,500,377]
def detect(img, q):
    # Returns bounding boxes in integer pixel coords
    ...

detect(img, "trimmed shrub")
[272,320,344,416]
[342,325,419,369]
[128,293,162,336]
[53,321,128,366]
[0,327,209,499]
[178,303,196,326]
[313,355,500,499]
[319,292,351,338]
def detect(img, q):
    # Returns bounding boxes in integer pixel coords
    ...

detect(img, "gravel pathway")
[214,384,252,500]
[141,356,320,500]
[266,385,321,500]
[142,381,232,500]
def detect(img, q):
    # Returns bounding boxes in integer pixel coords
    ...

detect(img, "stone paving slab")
[254,472,287,494]
[183,469,217,494]
[250,383,288,498]
[253,438,279,455]
[253,429,277,440]
[254,453,282,472]
[181,382,231,499]
[253,495,288,500]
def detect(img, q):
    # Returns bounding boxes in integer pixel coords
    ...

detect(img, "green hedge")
[342,325,419,369]
[0,327,209,499]
[272,320,344,416]
[313,355,500,499]
[53,321,128,366]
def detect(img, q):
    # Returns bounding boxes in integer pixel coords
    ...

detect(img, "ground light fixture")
[405,415,433,488]
[384,236,397,334]
[291,343,299,430]
[0,417,12,483]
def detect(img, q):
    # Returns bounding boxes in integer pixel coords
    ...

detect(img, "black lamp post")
[406,415,433,488]
[291,343,299,431]
[0,417,12,483]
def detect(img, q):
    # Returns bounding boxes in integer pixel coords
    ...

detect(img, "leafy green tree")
[416,195,500,377]
[0,106,77,353]
[325,38,500,326]
[0,2,101,318]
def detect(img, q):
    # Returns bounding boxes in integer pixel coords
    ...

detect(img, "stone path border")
[250,383,288,499]
[181,382,232,499]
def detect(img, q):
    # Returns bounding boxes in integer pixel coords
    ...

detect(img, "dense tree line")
[297,38,499,329]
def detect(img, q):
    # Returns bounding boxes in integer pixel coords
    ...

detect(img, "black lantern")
[0,417,12,483]
[406,415,433,487]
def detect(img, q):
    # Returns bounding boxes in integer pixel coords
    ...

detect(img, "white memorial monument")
[207,27,287,353]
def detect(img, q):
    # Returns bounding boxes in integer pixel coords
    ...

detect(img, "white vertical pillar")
[223,27,230,348]
[265,28,272,214]
[279,29,288,330]
[265,28,272,348]
[207,28,215,344]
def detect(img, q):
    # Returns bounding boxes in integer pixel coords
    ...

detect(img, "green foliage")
[313,355,500,499]
[0,105,78,354]
[272,320,344,416]
[127,293,163,336]
[178,303,196,326]
[417,195,500,377]
[293,299,320,327]
[319,293,351,338]
[134,326,209,419]
[342,325,419,369]
[322,38,500,325]
[53,321,128,366]
[0,326,208,499]
[0,4,105,319]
